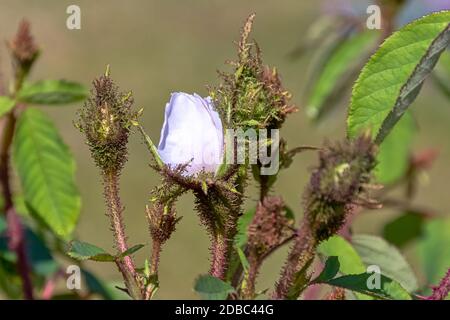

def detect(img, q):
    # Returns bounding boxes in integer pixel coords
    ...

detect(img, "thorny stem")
[102,170,141,299]
[272,220,317,300]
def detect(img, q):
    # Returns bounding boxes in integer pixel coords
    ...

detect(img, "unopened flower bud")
[76,69,134,172]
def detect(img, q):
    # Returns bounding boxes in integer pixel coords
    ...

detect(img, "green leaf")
[347,11,450,143]
[13,108,81,237]
[319,236,366,274]
[194,275,235,300]
[234,207,256,248]
[0,96,15,117]
[25,229,59,276]
[0,216,6,234]
[352,234,418,292]
[417,218,450,293]
[383,211,426,248]
[67,241,115,262]
[82,269,130,300]
[375,112,415,184]
[306,31,377,120]
[0,220,58,277]
[17,80,88,105]
[235,246,249,273]
[313,256,340,283]
[0,256,21,299]
[326,273,412,300]
[116,244,144,260]
[318,236,370,300]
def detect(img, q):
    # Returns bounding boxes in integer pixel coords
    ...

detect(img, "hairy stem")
[102,170,141,298]
[145,240,162,299]
[272,220,317,300]
[240,256,261,300]
[0,110,34,300]
[426,268,450,300]
[210,233,231,280]
[150,240,161,275]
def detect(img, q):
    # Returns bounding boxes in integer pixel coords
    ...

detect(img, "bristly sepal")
[76,67,136,173]
[210,13,296,130]
[304,134,378,242]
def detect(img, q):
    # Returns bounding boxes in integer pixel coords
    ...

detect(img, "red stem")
[210,233,230,280]
[0,112,34,300]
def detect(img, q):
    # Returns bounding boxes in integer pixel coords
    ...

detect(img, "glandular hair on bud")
[76,70,134,173]
[247,196,293,258]
[211,14,296,130]
[304,134,378,242]
[146,203,180,245]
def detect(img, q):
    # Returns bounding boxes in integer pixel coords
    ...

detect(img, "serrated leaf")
[326,272,412,300]
[13,108,81,237]
[313,256,340,283]
[347,11,450,143]
[417,218,450,294]
[0,96,15,117]
[67,241,115,262]
[194,274,235,300]
[306,31,377,120]
[375,112,415,184]
[383,211,426,248]
[352,234,418,292]
[17,80,88,105]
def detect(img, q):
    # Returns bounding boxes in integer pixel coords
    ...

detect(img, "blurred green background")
[0,0,449,299]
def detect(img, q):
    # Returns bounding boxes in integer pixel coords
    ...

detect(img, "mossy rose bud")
[157,92,223,176]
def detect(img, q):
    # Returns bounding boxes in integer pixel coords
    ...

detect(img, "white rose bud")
[157,92,223,176]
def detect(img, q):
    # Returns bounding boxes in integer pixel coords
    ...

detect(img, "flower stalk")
[0,20,39,300]
[76,67,144,299]
[273,135,378,299]
[425,268,450,300]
